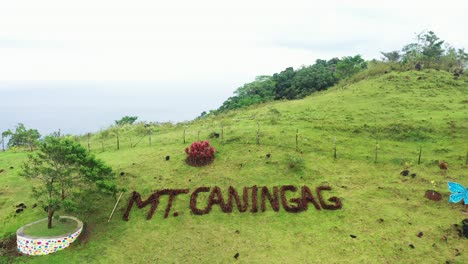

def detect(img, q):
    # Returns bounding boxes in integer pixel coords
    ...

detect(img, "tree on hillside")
[335,55,367,79]
[380,51,401,62]
[21,136,117,228]
[7,123,41,151]
[420,31,445,66]
[217,76,276,112]
[1,129,12,151]
[290,62,338,99]
[273,67,296,99]
[401,31,447,69]
[115,116,138,126]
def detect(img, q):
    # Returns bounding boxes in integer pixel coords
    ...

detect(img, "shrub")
[185,141,216,167]
[286,154,305,171]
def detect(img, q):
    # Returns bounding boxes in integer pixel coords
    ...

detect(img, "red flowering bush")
[185,141,216,167]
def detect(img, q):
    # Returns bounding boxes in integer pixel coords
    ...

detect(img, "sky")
[1,0,467,135]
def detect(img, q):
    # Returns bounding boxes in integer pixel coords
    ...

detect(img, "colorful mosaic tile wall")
[16,216,83,256]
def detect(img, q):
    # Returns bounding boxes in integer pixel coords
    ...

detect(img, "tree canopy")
[115,116,138,126]
[204,30,466,116]
[22,136,117,228]
[3,123,41,151]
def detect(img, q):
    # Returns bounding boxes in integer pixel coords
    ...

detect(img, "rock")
[410,173,417,178]
[266,153,271,158]
[409,244,415,249]
[417,232,423,238]
[165,156,170,161]
[234,253,239,259]
[15,208,23,214]
[350,235,357,239]
[400,170,409,176]
[16,203,25,208]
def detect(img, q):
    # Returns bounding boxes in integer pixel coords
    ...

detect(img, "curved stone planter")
[16,216,83,256]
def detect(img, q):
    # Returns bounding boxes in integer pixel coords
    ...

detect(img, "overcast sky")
[1,0,467,135]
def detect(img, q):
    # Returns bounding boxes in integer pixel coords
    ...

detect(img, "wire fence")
[76,123,468,166]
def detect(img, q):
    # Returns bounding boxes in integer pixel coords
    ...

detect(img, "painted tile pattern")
[16,216,83,256]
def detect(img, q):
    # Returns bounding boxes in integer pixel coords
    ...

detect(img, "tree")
[290,62,338,99]
[115,116,138,126]
[22,136,117,228]
[335,55,367,79]
[401,31,447,69]
[380,51,401,62]
[273,67,296,99]
[1,130,12,151]
[7,123,41,151]
[420,31,444,66]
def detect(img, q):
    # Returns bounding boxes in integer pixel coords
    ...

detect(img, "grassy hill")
[1,70,467,263]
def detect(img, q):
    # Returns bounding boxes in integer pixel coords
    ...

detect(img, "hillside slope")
[0,70,467,263]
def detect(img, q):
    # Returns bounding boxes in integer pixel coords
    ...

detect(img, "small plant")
[431,180,437,190]
[286,154,305,171]
[185,141,216,167]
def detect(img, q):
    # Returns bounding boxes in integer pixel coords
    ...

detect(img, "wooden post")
[256,122,260,145]
[465,149,468,166]
[116,131,120,150]
[333,136,337,159]
[183,129,186,144]
[374,141,378,163]
[221,125,224,145]
[296,129,299,151]
[418,146,422,165]
[149,128,152,146]
[108,192,124,223]
[87,133,91,151]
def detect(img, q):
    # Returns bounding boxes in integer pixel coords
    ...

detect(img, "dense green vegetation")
[1,69,467,263]
[208,31,467,115]
[1,124,40,152]
[21,136,117,229]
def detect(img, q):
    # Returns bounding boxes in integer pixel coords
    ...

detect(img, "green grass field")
[0,70,467,263]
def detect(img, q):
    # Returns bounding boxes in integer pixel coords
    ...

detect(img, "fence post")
[374,141,378,163]
[296,129,299,151]
[256,122,260,145]
[221,125,224,145]
[465,149,468,166]
[87,133,91,151]
[116,131,120,150]
[418,146,422,165]
[149,128,152,146]
[333,136,337,159]
[183,129,186,144]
